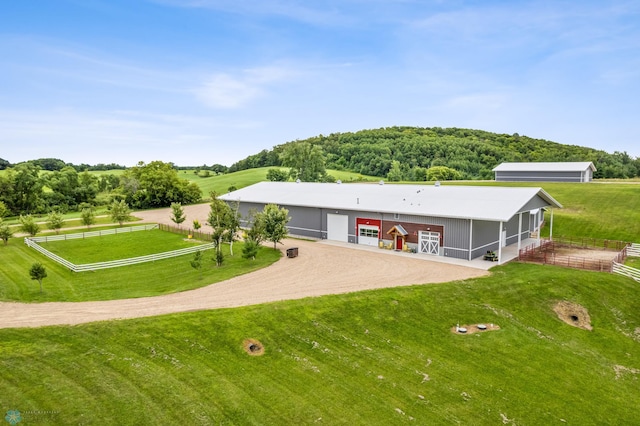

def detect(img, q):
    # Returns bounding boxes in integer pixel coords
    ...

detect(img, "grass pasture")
[444,180,640,241]
[0,263,639,424]
[180,167,378,199]
[1,172,640,424]
[38,228,207,264]
[0,228,281,302]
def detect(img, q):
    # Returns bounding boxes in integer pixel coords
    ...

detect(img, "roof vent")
[296,179,301,183]
[379,180,384,185]
[434,181,441,187]
[336,180,342,184]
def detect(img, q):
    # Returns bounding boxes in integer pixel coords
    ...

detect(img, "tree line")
[229,126,640,180]
[0,160,201,218]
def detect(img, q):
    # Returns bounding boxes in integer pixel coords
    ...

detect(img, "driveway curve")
[0,205,488,329]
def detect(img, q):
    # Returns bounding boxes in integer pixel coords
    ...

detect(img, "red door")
[395,235,403,250]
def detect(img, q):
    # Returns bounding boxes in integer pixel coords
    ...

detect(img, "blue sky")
[2,0,639,167]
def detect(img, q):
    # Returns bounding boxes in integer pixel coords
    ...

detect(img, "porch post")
[498,221,503,264]
[517,212,523,252]
[468,219,473,261]
[537,210,542,246]
[549,208,554,241]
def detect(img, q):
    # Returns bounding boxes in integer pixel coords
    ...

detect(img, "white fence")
[24,225,215,272]
[611,243,640,282]
[28,224,158,243]
[628,243,640,257]
[612,262,640,282]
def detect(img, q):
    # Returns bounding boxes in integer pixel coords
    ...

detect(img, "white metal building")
[493,162,596,182]
[220,182,562,263]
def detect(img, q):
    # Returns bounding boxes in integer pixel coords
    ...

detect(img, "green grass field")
[1,170,640,424]
[39,228,206,263]
[443,180,640,241]
[0,263,638,424]
[0,230,281,302]
[178,167,378,199]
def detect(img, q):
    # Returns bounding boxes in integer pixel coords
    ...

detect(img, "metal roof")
[492,162,596,172]
[219,182,562,222]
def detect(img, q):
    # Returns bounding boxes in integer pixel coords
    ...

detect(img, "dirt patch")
[451,323,501,335]
[243,338,265,356]
[553,301,592,330]
[551,247,619,261]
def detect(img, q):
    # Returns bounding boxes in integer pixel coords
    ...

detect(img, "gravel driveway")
[0,204,488,329]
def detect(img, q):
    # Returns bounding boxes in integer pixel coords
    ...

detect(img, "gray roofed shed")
[220,182,562,264]
[492,162,596,182]
[219,182,561,222]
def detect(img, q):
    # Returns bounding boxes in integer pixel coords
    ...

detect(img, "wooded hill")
[229,126,640,180]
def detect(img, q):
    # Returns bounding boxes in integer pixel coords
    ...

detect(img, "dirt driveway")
[0,205,488,329]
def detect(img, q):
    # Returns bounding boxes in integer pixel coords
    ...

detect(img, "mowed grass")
[445,180,640,241]
[0,231,281,302]
[180,167,378,199]
[625,256,640,268]
[536,182,640,241]
[39,228,205,263]
[0,263,639,424]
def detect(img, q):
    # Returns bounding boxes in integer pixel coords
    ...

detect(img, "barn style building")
[220,182,562,263]
[493,162,596,182]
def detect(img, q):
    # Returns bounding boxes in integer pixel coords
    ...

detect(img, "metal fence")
[518,238,630,272]
[24,224,215,272]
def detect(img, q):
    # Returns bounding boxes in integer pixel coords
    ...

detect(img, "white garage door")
[358,225,380,246]
[327,214,349,242]
[419,231,440,255]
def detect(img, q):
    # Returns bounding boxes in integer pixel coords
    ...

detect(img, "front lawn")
[0,231,281,302]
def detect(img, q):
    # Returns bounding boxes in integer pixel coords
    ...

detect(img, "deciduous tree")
[266,168,289,182]
[258,204,290,250]
[19,214,40,236]
[170,202,186,227]
[280,142,327,182]
[46,211,65,234]
[0,219,13,245]
[81,207,96,229]
[29,262,47,293]
[109,200,131,226]
[208,193,236,266]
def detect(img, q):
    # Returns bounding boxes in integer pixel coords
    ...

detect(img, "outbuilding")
[220,181,562,263]
[492,162,596,182]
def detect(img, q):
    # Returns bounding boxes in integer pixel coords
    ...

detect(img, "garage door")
[327,214,349,242]
[358,225,379,246]
[419,231,440,255]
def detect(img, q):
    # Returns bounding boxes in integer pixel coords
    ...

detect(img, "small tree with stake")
[170,202,186,228]
[81,206,96,229]
[110,200,131,227]
[46,211,65,234]
[29,262,47,294]
[0,218,13,245]
[19,214,40,237]
[190,250,203,278]
[260,204,290,250]
[208,192,235,267]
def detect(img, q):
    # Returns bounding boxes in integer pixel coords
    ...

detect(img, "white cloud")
[194,65,299,109]
[0,108,263,166]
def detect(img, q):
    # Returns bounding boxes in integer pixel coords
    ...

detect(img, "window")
[359,228,379,238]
